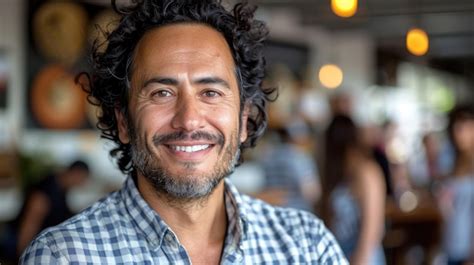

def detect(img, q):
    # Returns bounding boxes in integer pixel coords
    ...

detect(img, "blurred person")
[409,132,452,189]
[329,91,353,117]
[321,115,386,265]
[20,0,347,264]
[422,133,443,180]
[260,120,321,212]
[436,105,474,265]
[359,123,394,196]
[329,93,394,197]
[15,160,89,256]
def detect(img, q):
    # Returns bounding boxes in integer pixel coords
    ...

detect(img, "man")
[21,0,347,264]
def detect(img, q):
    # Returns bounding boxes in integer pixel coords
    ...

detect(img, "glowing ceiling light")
[319,64,343,89]
[406,28,429,56]
[331,0,358,18]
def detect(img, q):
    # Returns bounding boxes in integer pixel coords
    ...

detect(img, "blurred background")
[0,0,473,264]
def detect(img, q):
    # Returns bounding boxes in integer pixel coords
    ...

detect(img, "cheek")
[135,106,173,134]
[130,116,154,146]
[216,114,238,130]
[209,107,240,133]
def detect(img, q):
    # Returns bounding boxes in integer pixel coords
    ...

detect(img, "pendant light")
[331,0,357,18]
[406,27,429,56]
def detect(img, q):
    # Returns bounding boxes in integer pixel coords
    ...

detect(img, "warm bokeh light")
[331,0,357,18]
[406,28,429,56]
[319,64,343,89]
[399,190,419,212]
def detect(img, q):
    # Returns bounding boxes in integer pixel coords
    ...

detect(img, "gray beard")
[129,130,240,205]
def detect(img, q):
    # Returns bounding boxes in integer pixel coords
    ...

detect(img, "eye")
[152,90,172,98]
[203,90,220,98]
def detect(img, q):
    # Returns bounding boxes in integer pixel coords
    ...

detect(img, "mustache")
[152,131,224,146]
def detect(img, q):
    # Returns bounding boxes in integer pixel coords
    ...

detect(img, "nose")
[170,92,205,132]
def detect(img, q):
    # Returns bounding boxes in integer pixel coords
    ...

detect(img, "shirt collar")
[120,176,171,248]
[120,176,250,250]
[223,178,251,233]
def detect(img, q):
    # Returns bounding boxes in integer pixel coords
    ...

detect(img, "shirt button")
[166,234,178,248]
[150,240,159,249]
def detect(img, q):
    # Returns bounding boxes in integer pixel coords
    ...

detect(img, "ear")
[115,108,130,144]
[239,103,250,143]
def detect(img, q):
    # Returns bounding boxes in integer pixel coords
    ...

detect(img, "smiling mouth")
[167,144,212,153]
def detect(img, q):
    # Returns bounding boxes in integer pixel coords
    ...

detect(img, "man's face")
[116,24,248,200]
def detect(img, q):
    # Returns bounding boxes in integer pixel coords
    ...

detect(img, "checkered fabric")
[20,177,348,264]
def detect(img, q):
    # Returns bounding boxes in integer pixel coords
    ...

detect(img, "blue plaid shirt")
[21,177,348,264]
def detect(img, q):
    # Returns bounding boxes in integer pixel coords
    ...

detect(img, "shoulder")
[20,190,123,263]
[20,237,68,265]
[241,194,348,264]
[352,158,383,187]
[349,158,386,206]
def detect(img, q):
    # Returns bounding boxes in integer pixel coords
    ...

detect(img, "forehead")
[132,23,235,73]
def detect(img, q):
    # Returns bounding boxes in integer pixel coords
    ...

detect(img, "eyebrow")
[143,77,178,88]
[194,77,231,89]
[142,76,231,90]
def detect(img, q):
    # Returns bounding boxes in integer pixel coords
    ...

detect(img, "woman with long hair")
[321,115,386,265]
[437,105,474,265]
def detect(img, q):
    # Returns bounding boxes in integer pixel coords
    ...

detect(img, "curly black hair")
[79,0,275,174]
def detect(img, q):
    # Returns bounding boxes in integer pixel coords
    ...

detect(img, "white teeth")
[172,145,210,153]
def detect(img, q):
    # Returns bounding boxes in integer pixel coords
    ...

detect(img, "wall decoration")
[33,2,88,66]
[31,65,87,129]
[27,0,119,130]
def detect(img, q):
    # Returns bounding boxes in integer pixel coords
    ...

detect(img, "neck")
[136,174,228,249]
